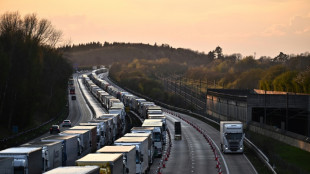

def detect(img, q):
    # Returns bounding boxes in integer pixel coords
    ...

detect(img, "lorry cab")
[21,141,63,172]
[142,121,163,157]
[114,137,149,174]
[0,147,42,174]
[99,114,120,141]
[220,121,245,153]
[124,133,154,165]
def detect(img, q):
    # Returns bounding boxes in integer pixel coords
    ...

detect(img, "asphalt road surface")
[163,110,257,174]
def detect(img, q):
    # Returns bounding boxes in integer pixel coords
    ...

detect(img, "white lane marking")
[243,154,258,174]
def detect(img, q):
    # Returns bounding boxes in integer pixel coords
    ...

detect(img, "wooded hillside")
[64,42,310,94]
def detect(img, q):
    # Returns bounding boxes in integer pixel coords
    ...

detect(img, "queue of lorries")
[0,68,168,174]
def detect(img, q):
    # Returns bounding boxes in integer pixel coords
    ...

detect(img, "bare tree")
[0,12,62,47]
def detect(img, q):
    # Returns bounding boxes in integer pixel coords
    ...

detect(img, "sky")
[1,0,310,58]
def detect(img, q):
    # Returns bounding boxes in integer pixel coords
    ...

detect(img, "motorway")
[160,113,219,174]
[164,111,258,174]
[30,72,258,174]
[102,73,257,174]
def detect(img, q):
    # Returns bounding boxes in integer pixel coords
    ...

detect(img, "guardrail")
[108,76,277,174]
[0,117,56,143]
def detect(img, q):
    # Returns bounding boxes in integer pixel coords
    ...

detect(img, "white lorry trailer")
[146,106,162,119]
[76,153,124,174]
[114,137,148,174]
[69,126,97,152]
[124,133,154,165]
[41,135,78,166]
[220,121,244,153]
[142,119,167,144]
[44,166,100,174]
[21,141,62,172]
[97,146,136,174]
[0,147,42,174]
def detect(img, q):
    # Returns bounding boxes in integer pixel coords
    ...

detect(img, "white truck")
[99,91,109,104]
[95,117,114,145]
[148,116,167,144]
[97,146,136,174]
[132,98,146,112]
[143,119,166,145]
[146,106,162,119]
[69,126,97,153]
[109,102,126,134]
[99,114,120,141]
[131,127,156,161]
[142,121,163,157]
[0,147,42,174]
[76,153,124,174]
[60,129,91,156]
[41,134,78,166]
[79,122,105,149]
[139,102,155,118]
[44,166,100,174]
[21,141,62,172]
[108,98,121,109]
[124,133,154,165]
[220,121,245,153]
[114,137,148,174]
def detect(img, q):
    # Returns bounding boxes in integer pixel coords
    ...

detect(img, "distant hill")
[60,42,214,67]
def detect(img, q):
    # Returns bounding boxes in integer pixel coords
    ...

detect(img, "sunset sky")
[1,0,309,58]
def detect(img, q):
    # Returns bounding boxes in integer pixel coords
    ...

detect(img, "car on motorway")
[50,125,60,134]
[62,120,72,127]
[71,95,76,100]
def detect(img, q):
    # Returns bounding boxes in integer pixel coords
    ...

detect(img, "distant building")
[206,89,310,136]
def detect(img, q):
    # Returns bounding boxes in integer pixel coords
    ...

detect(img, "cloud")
[263,14,310,36]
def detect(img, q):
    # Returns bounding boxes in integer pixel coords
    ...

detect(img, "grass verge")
[246,130,310,174]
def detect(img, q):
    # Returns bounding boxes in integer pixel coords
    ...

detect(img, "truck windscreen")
[225,133,242,140]
[154,132,161,142]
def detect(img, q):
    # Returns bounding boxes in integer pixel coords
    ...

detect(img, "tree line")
[0,12,72,137]
[108,49,310,97]
[61,41,215,67]
[185,53,310,93]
